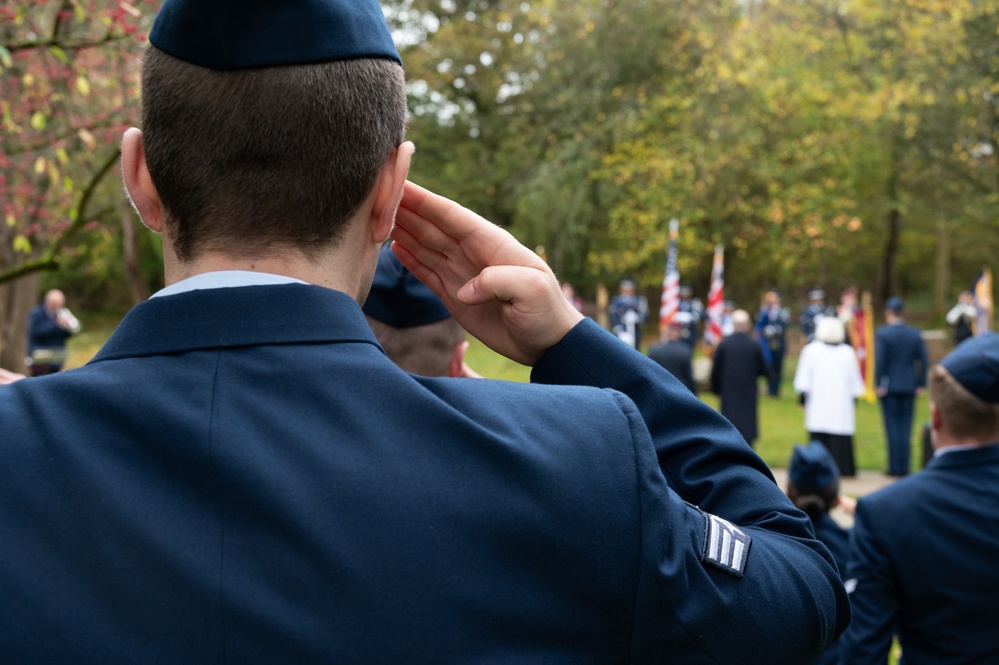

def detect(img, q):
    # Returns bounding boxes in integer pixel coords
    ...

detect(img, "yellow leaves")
[30,111,46,131]
[34,156,47,175]
[76,76,91,96]
[120,2,142,18]
[78,128,96,149]
[23,73,35,87]
[847,218,863,232]
[13,235,32,255]
[0,46,12,70]
[5,214,15,228]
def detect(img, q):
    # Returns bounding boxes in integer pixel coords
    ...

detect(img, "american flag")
[704,245,725,346]
[659,219,680,327]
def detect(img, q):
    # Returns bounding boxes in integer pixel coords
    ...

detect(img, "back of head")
[885,296,905,315]
[731,309,751,333]
[363,244,465,376]
[787,441,840,522]
[141,0,407,262]
[931,333,999,443]
[814,316,845,345]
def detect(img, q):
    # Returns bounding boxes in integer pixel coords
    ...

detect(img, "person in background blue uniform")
[363,242,478,378]
[26,288,81,376]
[786,440,851,665]
[609,278,648,349]
[675,284,704,348]
[755,288,791,397]
[875,297,929,476]
[0,1,849,661]
[843,332,999,664]
[801,288,832,342]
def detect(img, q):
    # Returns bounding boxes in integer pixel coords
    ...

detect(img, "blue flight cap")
[885,296,905,313]
[363,244,452,328]
[789,441,840,493]
[941,331,999,403]
[149,0,402,71]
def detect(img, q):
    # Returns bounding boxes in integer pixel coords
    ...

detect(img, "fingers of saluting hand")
[395,181,545,280]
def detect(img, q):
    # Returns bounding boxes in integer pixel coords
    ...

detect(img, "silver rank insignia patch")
[701,512,751,578]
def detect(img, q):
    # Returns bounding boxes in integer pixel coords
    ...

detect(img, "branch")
[3,31,128,54]
[0,147,121,285]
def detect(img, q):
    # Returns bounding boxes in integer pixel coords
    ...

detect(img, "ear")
[444,340,468,378]
[928,401,943,449]
[369,141,414,244]
[121,128,164,233]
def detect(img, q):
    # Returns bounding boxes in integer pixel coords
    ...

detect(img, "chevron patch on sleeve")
[701,512,752,578]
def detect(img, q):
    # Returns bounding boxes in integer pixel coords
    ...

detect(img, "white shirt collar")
[151,271,308,299]
[933,443,987,459]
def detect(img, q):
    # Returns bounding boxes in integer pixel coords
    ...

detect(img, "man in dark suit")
[0,1,849,661]
[647,321,696,394]
[875,297,929,476]
[26,288,81,376]
[843,332,999,664]
[710,309,769,445]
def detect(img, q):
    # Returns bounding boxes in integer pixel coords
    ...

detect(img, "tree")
[0,0,154,371]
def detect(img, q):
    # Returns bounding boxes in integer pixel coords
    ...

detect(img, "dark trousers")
[767,349,784,397]
[879,394,915,476]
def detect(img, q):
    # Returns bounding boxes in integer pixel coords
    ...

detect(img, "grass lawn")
[65,314,927,474]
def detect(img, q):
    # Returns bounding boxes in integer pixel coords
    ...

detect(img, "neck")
[161,219,378,302]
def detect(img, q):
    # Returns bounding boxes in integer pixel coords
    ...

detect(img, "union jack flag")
[659,219,680,327]
[705,245,725,346]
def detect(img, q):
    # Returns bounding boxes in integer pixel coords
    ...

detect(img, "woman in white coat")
[794,316,866,476]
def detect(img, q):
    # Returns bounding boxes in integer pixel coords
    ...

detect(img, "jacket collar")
[89,284,381,363]
[926,441,999,471]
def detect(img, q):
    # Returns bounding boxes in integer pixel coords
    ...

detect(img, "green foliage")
[395,0,998,310]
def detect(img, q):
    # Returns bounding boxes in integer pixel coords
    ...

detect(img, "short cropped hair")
[929,364,999,442]
[366,317,466,377]
[141,47,407,262]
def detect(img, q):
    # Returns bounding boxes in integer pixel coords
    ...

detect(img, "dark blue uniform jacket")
[0,284,849,663]
[843,444,999,664]
[874,323,928,395]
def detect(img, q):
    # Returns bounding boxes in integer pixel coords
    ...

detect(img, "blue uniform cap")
[941,331,999,404]
[149,0,401,70]
[363,244,452,328]
[885,296,905,313]
[789,441,840,493]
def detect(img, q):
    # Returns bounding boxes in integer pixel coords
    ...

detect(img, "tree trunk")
[880,136,902,308]
[934,217,951,317]
[121,201,149,305]
[0,273,40,374]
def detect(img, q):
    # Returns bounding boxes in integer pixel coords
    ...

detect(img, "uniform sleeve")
[840,499,898,664]
[532,319,851,663]
[793,344,812,395]
[874,329,887,388]
[916,335,929,389]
